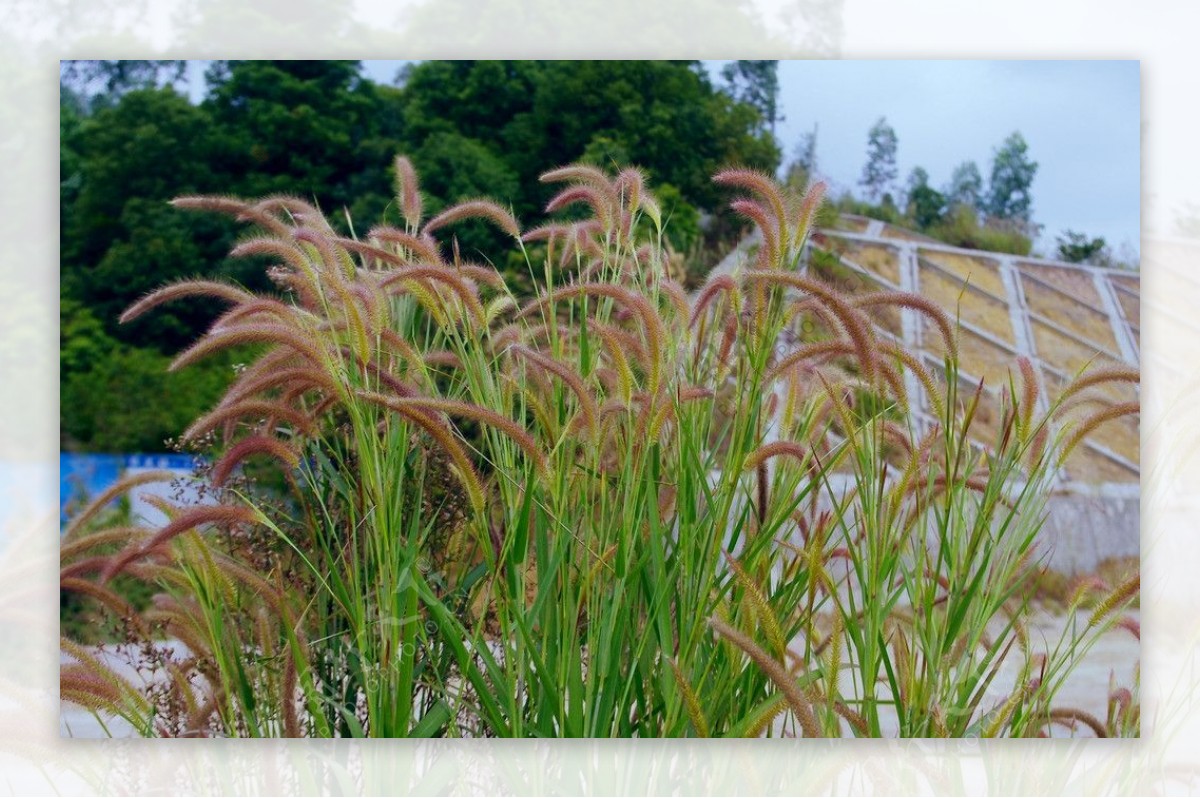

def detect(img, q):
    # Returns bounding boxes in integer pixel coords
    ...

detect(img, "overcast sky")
[764,60,1141,257]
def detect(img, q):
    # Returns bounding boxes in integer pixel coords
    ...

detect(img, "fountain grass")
[59,158,1139,737]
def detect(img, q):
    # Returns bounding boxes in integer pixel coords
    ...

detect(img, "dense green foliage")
[60,59,780,453]
[904,167,947,230]
[1056,230,1108,264]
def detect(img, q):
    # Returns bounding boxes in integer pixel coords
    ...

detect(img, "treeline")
[798,115,1135,268]
[60,60,781,452]
[816,116,1043,256]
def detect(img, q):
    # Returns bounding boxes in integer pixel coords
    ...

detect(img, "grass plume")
[61,156,1138,741]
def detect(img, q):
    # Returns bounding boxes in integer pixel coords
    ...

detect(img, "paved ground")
[900,607,1141,736]
[60,608,1140,738]
[1013,608,1141,734]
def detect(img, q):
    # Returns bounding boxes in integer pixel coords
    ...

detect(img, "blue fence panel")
[59,453,204,527]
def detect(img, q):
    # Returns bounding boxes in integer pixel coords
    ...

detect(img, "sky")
[764,60,1141,258]
[183,59,1141,258]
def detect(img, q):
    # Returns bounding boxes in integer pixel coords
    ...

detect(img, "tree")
[904,167,946,230]
[946,160,983,211]
[720,60,783,134]
[60,60,188,110]
[904,165,929,208]
[61,61,413,352]
[58,59,782,452]
[60,299,116,380]
[985,132,1038,222]
[906,166,929,192]
[859,117,898,203]
[60,87,86,222]
[203,60,404,213]
[927,205,1032,256]
[62,87,217,269]
[60,87,233,350]
[410,131,521,264]
[61,345,233,452]
[1056,230,1108,265]
[784,123,818,191]
[84,199,236,351]
[396,60,779,221]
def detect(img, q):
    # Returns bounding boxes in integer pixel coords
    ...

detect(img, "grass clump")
[60,157,1139,737]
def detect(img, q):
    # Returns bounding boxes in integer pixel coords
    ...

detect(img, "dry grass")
[841,241,901,286]
[1018,263,1102,307]
[1107,273,1140,294]
[881,226,937,244]
[807,249,903,336]
[1031,321,1119,373]
[1042,366,1138,406]
[919,250,1006,298]
[1022,283,1118,353]
[923,321,1017,389]
[917,263,1014,343]
[832,216,869,233]
[1110,283,1140,327]
[1080,414,1139,462]
[1061,446,1139,483]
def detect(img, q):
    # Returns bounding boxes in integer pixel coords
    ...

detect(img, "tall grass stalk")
[60,159,1139,737]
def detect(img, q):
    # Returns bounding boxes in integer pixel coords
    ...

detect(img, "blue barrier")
[59,453,203,527]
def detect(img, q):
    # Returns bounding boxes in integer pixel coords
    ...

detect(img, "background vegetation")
[60,60,1134,455]
[60,60,780,452]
